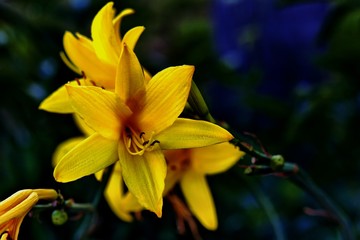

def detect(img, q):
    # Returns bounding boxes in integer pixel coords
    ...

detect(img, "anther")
[142,140,149,146]
[75,78,81,86]
[140,132,145,139]
[81,71,87,79]
[150,140,160,146]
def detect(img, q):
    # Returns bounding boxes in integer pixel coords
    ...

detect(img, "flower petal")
[113,8,135,47]
[54,133,118,182]
[156,118,233,149]
[73,113,95,136]
[118,142,166,217]
[91,2,119,64]
[180,172,217,230]
[136,66,194,134]
[39,79,104,114]
[63,32,114,88]
[191,142,244,174]
[104,162,133,222]
[33,189,58,200]
[66,85,131,140]
[0,190,32,211]
[39,84,73,113]
[0,192,38,224]
[52,137,85,167]
[115,43,145,104]
[122,26,145,51]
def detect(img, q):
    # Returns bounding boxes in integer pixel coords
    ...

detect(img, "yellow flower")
[164,142,245,230]
[53,43,234,216]
[0,189,58,240]
[39,2,145,113]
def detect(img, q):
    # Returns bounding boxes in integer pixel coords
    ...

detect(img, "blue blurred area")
[212,0,330,97]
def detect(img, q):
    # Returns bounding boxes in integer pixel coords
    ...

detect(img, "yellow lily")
[0,189,58,240]
[39,2,145,113]
[164,142,245,230]
[53,43,234,216]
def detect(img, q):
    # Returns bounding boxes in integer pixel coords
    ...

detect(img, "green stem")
[229,133,353,239]
[73,165,114,240]
[288,167,354,240]
[242,175,286,240]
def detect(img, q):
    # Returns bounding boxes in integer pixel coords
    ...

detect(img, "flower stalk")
[230,134,354,239]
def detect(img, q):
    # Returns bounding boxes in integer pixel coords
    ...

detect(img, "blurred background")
[1,0,360,239]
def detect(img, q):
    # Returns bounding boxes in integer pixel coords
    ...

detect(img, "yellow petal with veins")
[54,133,118,182]
[66,85,131,140]
[191,142,244,175]
[63,32,114,88]
[137,66,194,134]
[118,142,166,217]
[39,84,72,113]
[73,113,95,136]
[180,172,217,230]
[52,137,85,167]
[91,2,118,64]
[115,43,145,104]
[156,118,233,149]
[39,78,98,114]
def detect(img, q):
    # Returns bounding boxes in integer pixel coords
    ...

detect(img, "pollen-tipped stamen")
[123,127,160,156]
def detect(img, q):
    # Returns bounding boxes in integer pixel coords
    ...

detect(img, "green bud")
[52,209,68,225]
[270,155,285,170]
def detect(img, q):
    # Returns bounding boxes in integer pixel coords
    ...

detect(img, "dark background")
[1,0,360,239]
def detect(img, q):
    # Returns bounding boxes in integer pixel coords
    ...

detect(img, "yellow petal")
[60,51,81,74]
[73,113,95,136]
[191,142,244,174]
[0,190,32,211]
[113,8,136,47]
[1,232,9,240]
[136,66,195,134]
[52,137,85,167]
[180,172,217,230]
[115,43,145,104]
[91,2,119,64]
[33,189,58,200]
[121,192,143,213]
[156,118,233,149]
[0,192,38,225]
[94,170,103,181]
[39,84,73,113]
[122,26,145,51]
[104,162,133,222]
[118,142,166,217]
[38,77,108,114]
[66,85,131,140]
[63,32,115,88]
[54,133,118,182]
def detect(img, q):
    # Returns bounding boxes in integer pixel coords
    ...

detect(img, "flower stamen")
[123,127,160,156]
